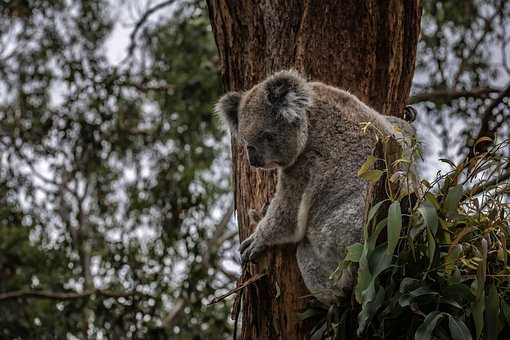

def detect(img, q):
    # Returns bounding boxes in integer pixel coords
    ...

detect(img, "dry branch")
[0,289,148,302]
[465,169,510,199]
[408,87,500,104]
[128,0,176,55]
[208,272,267,305]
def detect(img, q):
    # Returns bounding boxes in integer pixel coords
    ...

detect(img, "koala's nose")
[247,146,262,167]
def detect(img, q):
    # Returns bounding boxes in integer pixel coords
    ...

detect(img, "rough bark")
[207,1,421,338]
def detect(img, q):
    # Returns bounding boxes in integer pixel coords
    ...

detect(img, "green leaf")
[386,201,402,255]
[357,155,377,176]
[501,300,510,326]
[399,286,439,307]
[472,239,488,340]
[365,200,386,233]
[472,289,486,340]
[310,321,327,340]
[360,169,384,183]
[356,244,392,335]
[399,277,421,294]
[356,219,387,303]
[443,283,475,304]
[415,311,447,340]
[368,243,393,277]
[487,284,499,340]
[425,192,440,210]
[448,315,472,340]
[426,228,436,269]
[445,184,463,215]
[445,244,463,275]
[344,243,363,263]
[439,298,463,310]
[357,285,385,337]
[418,201,438,235]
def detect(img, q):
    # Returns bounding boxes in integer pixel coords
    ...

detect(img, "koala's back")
[294,83,385,302]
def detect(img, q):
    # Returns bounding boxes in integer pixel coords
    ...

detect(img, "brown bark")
[207,1,421,338]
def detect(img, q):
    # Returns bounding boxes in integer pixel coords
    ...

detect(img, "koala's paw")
[239,233,267,265]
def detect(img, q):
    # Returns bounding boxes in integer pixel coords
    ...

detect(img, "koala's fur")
[215,70,415,304]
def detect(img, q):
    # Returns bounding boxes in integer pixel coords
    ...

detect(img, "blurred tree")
[411,0,510,172]
[0,0,237,339]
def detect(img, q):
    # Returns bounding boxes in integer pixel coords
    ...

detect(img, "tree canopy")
[0,1,235,338]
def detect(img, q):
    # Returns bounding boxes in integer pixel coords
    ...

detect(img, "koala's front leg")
[239,208,269,264]
[240,178,310,264]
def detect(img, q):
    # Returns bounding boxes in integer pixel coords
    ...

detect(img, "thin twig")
[208,272,267,305]
[452,5,503,84]
[465,82,510,160]
[408,87,500,104]
[0,289,148,301]
[127,0,176,55]
[464,169,510,199]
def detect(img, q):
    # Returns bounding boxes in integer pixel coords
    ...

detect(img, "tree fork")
[207,1,421,338]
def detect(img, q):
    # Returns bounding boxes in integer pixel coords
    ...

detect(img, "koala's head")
[215,70,311,169]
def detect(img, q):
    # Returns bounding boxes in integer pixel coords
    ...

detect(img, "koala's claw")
[240,234,266,264]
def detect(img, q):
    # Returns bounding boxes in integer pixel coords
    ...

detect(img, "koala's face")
[215,71,311,169]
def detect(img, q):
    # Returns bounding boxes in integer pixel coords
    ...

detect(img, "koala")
[215,70,415,304]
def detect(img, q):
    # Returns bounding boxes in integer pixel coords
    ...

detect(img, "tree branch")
[467,82,510,158]
[465,169,510,199]
[162,298,185,328]
[408,87,500,104]
[0,289,147,302]
[452,5,503,84]
[127,0,176,55]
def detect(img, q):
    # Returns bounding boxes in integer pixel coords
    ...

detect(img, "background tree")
[0,0,236,338]
[207,1,421,338]
[411,0,510,175]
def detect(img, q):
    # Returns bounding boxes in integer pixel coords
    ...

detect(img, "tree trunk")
[207,1,421,338]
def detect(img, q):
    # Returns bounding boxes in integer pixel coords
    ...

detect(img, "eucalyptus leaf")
[418,201,438,235]
[357,245,392,334]
[399,286,439,307]
[399,277,421,294]
[415,311,447,340]
[445,184,463,216]
[472,239,488,340]
[357,155,377,176]
[502,300,510,326]
[356,219,387,303]
[387,201,402,255]
[344,243,363,263]
[310,321,327,340]
[448,315,472,340]
[486,284,499,340]
[426,228,436,269]
[361,169,384,183]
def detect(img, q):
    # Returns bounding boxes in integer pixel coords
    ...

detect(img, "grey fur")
[216,70,416,304]
[214,91,242,135]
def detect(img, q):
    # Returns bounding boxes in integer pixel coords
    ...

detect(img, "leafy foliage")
[311,137,510,340]
[0,1,235,338]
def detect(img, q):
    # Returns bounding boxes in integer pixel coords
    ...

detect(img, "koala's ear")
[264,70,311,123]
[214,92,242,135]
